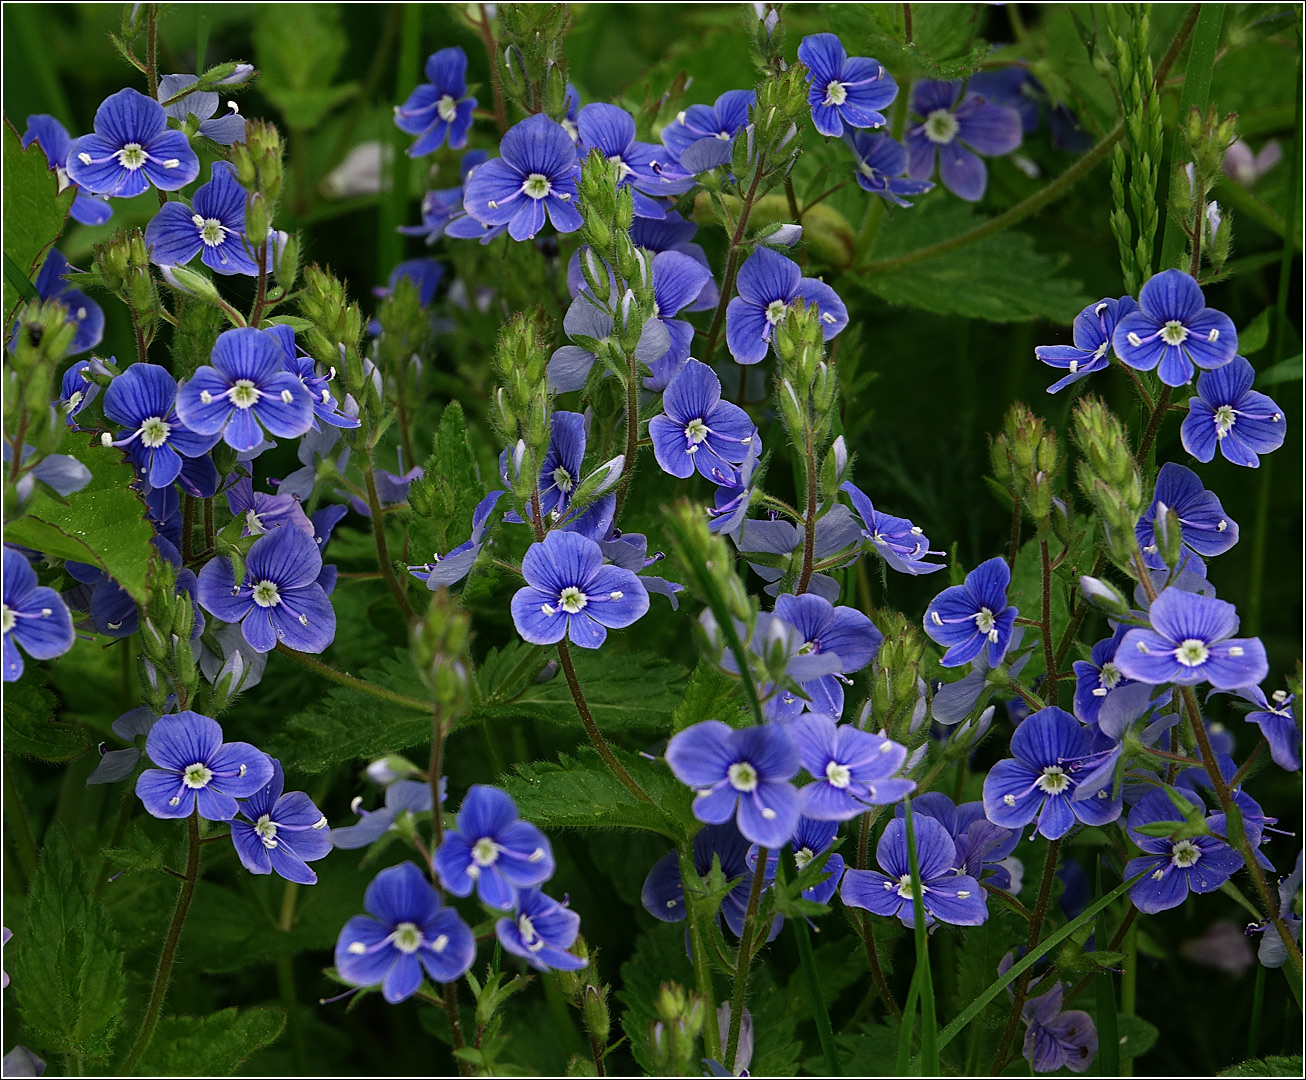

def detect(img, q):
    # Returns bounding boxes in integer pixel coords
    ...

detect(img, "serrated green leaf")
[471,649,689,736]
[3,669,89,762]
[501,747,689,839]
[5,436,155,604]
[1007,537,1070,681]
[1219,1056,1306,1077]
[860,195,1090,324]
[671,661,740,733]
[133,1007,286,1075]
[10,825,125,1060]
[822,3,991,80]
[616,923,697,1073]
[409,401,484,565]
[264,648,432,773]
[3,118,74,330]
[254,5,357,130]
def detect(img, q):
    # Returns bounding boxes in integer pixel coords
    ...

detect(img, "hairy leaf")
[2,118,74,329]
[3,670,89,762]
[134,1007,286,1075]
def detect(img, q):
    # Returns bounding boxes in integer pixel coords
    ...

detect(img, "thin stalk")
[556,639,657,808]
[1065,906,1139,1006]
[1007,494,1021,569]
[444,983,471,1076]
[362,456,415,620]
[203,497,214,551]
[990,838,1061,1075]
[795,426,818,595]
[613,347,640,522]
[275,643,431,710]
[181,495,195,564]
[120,811,201,1074]
[680,839,722,1057]
[1136,385,1172,467]
[854,808,901,1020]
[726,851,769,1073]
[1039,535,1057,703]
[904,800,939,1074]
[473,4,509,136]
[704,167,766,365]
[785,848,839,1075]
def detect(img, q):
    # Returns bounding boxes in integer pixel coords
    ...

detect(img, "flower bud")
[1152,501,1185,571]
[582,982,611,1046]
[1079,576,1133,618]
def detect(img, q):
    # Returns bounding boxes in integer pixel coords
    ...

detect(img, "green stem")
[795,426,818,595]
[362,456,415,620]
[904,800,939,1075]
[785,849,839,1075]
[726,851,768,1073]
[613,343,641,523]
[3,758,38,883]
[704,166,766,365]
[680,839,721,1058]
[121,811,201,1074]
[274,642,430,710]
[990,838,1061,1075]
[1039,535,1057,703]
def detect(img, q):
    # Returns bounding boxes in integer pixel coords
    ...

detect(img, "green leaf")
[1115,1013,1159,1062]
[1239,308,1273,355]
[2,118,74,329]
[616,923,696,1073]
[264,648,432,773]
[5,436,156,604]
[470,649,689,736]
[1219,1056,1306,1077]
[823,3,990,80]
[10,825,125,1060]
[409,400,486,566]
[254,5,357,129]
[3,669,90,762]
[860,195,1091,324]
[501,747,690,839]
[671,661,741,733]
[1007,538,1070,681]
[132,1007,286,1075]
[1257,354,1302,387]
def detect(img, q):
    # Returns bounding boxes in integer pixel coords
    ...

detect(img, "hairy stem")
[705,166,766,366]
[474,4,509,136]
[726,851,769,1073]
[275,643,431,710]
[362,456,415,620]
[795,426,818,595]
[121,810,201,1074]
[1039,535,1057,703]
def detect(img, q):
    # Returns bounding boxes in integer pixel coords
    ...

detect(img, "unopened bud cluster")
[1071,396,1145,567]
[991,403,1061,525]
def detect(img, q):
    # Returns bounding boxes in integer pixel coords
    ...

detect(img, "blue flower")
[510,530,649,648]
[395,48,477,155]
[1180,355,1286,467]
[158,74,246,144]
[841,479,945,575]
[176,327,316,452]
[767,593,884,721]
[434,785,554,910]
[750,816,847,905]
[1035,296,1139,394]
[792,714,912,820]
[2,546,75,682]
[224,475,314,539]
[725,247,847,365]
[578,103,692,218]
[923,556,1018,668]
[1115,587,1267,690]
[230,758,331,885]
[846,131,933,206]
[399,150,488,244]
[197,523,337,654]
[665,720,801,848]
[649,359,756,480]
[660,89,755,173]
[66,88,200,197]
[59,355,116,424]
[265,323,359,430]
[1006,966,1099,1073]
[335,862,476,1002]
[22,250,104,358]
[1123,788,1242,913]
[548,290,671,393]
[134,711,273,820]
[631,212,718,309]
[410,490,505,589]
[496,888,586,972]
[463,114,581,241]
[1072,628,1137,727]
[1235,686,1300,772]
[1112,269,1237,386]
[796,34,897,137]
[905,80,1022,202]
[982,707,1122,840]
[102,363,220,489]
[538,410,587,518]
[22,114,113,225]
[647,251,713,386]
[641,821,778,938]
[144,161,261,276]
[331,779,435,849]
[841,813,988,927]
[706,438,762,540]
[901,793,1021,892]
[1135,462,1238,571]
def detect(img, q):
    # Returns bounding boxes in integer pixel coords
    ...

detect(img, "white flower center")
[255,814,279,848]
[974,607,999,641]
[728,761,759,793]
[559,586,587,614]
[765,299,788,326]
[523,172,552,199]
[244,509,265,535]
[923,109,959,144]
[139,416,171,448]
[471,836,501,866]
[1160,320,1189,346]
[795,846,815,870]
[858,160,878,180]
[182,763,213,789]
[1171,839,1201,868]
[823,80,848,107]
[825,761,851,789]
[393,921,423,953]
[198,217,227,247]
[518,913,542,949]
[1099,662,1121,691]
[117,142,147,170]
[552,466,573,493]
[437,94,458,123]
[1,605,14,635]
[1036,765,1070,794]
[895,874,926,900]
[685,418,709,445]
[1175,638,1209,667]
[251,580,281,608]
[230,379,260,409]
[1214,404,1236,438]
